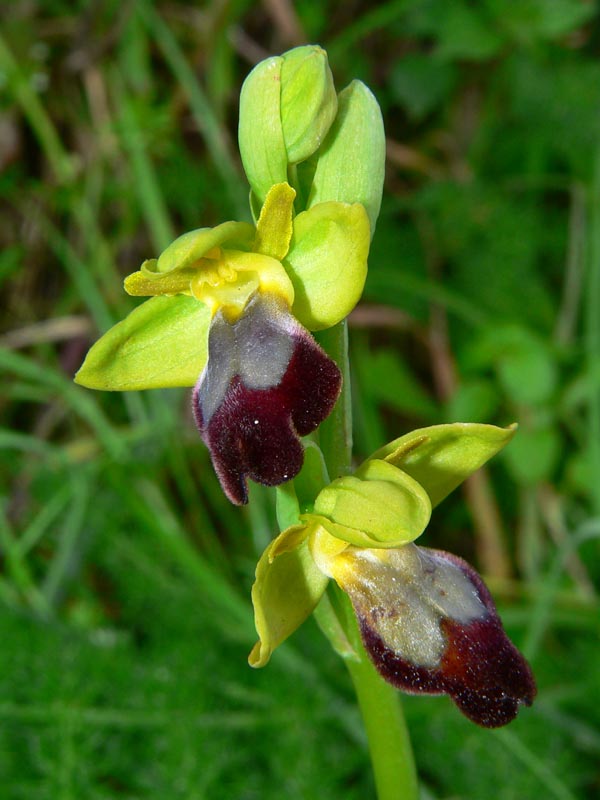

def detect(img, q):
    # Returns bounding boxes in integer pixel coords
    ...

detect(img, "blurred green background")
[1,1,599,798]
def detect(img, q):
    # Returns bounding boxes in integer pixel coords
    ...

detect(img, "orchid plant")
[75,45,535,799]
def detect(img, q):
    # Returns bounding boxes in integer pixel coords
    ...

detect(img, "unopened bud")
[280,45,337,165]
[238,46,337,206]
[306,80,385,237]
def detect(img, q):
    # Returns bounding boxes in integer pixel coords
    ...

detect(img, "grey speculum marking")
[199,293,295,425]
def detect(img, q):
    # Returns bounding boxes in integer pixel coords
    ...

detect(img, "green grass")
[1,1,599,797]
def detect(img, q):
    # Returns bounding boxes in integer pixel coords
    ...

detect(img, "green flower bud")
[238,56,287,207]
[279,45,337,165]
[306,80,386,236]
[238,46,337,206]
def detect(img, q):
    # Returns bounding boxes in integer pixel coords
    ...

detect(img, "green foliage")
[1,1,599,798]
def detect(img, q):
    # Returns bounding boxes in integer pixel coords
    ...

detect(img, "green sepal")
[238,56,288,206]
[74,296,211,390]
[154,221,255,274]
[368,423,518,508]
[312,459,432,548]
[285,201,370,330]
[280,45,337,164]
[249,525,329,668]
[306,80,385,237]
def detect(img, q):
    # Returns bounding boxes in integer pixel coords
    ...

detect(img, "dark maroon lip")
[344,546,536,728]
[193,293,342,505]
[362,612,536,728]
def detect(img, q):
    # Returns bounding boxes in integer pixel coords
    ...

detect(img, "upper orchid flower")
[75,45,385,505]
[250,423,536,728]
[75,182,370,504]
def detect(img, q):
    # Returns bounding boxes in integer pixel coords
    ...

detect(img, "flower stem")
[315,586,419,800]
[316,321,353,480]
[316,321,419,800]
[346,651,419,800]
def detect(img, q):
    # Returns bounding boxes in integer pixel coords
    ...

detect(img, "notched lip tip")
[218,471,249,506]
[225,489,249,506]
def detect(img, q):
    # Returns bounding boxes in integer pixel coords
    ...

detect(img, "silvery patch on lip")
[197,294,295,426]
[193,292,342,505]
[335,544,536,728]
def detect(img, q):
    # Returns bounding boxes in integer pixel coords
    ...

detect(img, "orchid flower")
[75,46,385,505]
[75,182,369,504]
[72,42,535,800]
[250,423,536,728]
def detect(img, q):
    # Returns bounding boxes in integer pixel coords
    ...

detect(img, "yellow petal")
[155,221,255,274]
[124,267,196,297]
[254,182,296,261]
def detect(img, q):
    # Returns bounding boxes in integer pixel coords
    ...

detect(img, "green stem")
[346,652,419,800]
[316,320,353,479]
[316,321,419,800]
[314,587,418,800]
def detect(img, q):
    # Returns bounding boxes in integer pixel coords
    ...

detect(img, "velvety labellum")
[193,292,342,505]
[335,544,536,728]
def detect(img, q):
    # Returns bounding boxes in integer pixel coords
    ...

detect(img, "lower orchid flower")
[250,423,536,728]
[75,182,369,504]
